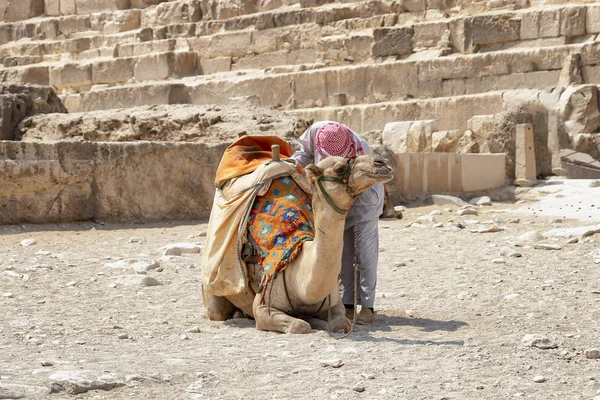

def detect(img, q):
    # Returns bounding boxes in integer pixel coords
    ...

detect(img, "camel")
[202,154,393,334]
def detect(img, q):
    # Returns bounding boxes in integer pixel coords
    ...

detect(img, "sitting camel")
[202,154,393,334]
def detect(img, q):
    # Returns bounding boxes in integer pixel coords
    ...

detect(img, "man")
[292,121,384,324]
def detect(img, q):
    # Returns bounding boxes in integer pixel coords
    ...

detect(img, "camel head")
[304,155,393,215]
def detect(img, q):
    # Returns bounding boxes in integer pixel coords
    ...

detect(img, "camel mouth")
[368,165,394,183]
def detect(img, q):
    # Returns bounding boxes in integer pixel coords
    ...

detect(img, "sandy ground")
[2,180,600,400]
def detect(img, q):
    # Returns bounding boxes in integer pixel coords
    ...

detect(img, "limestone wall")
[0,140,226,224]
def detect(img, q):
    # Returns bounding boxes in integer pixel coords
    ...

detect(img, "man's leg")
[340,226,357,317]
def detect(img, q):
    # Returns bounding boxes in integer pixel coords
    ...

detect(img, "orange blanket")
[215,136,294,187]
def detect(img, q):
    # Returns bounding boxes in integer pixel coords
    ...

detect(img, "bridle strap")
[316,158,355,215]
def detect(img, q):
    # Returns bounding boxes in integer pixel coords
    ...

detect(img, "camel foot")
[202,285,237,321]
[253,301,313,334]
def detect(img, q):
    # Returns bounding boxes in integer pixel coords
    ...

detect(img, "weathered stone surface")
[141,0,202,27]
[431,130,462,152]
[372,27,413,57]
[74,0,130,14]
[0,83,66,140]
[543,224,600,240]
[522,334,558,349]
[558,85,600,135]
[49,371,125,394]
[0,382,49,398]
[560,6,586,37]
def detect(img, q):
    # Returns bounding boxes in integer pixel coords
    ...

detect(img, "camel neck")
[291,195,349,305]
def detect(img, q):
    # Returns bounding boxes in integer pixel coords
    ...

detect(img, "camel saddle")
[201,136,311,297]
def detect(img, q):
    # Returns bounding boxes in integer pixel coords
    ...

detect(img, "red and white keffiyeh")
[315,122,363,160]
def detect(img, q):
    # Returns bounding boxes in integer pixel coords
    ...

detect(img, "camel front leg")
[253,294,312,334]
[310,291,351,333]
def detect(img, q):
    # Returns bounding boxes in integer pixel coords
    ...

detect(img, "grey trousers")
[339,218,379,309]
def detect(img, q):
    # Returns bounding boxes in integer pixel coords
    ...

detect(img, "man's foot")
[344,306,354,320]
[356,307,375,325]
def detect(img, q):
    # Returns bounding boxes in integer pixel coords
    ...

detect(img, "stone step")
[0,51,200,91]
[3,2,599,75]
[52,39,600,112]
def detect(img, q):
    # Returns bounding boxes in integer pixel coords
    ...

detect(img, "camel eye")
[334,166,346,176]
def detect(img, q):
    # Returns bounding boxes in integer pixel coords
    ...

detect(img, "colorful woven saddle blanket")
[248,176,314,279]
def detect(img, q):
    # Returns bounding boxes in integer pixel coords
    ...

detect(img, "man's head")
[315,122,356,160]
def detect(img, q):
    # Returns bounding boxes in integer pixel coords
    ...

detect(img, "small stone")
[500,247,522,258]
[504,293,520,299]
[394,206,407,213]
[457,208,479,216]
[180,334,189,340]
[407,222,426,229]
[470,196,492,206]
[118,333,129,339]
[470,226,503,233]
[493,216,505,224]
[476,385,484,390]
[186,326,201,333]
[41,361,54,367]
[5,271,22,279]
[35,250,51,256]
[417,215,436,224]
[515,231,544,246]
[160,243,203,256]
[433,222,444,228]
[393,262,406,268]
[352,384,366,392]
[21,239,37,246]
[550,218,562,224]
[585,349,600,359]
[522,334,558,349]
[113,275,161,287]
[430,210,443,215]
[65,281,77,287]
[533,376,546,383]
[3,292,14,298]
[128,237,146,243]
[508,218,520,224]
[492,258,506,264]
[534,243,562,251]
[431,195,469,206]
[319,359,343,368]
[589,180,600,187]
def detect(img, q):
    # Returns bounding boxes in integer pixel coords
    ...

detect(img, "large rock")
[372,27,414,58]
[0,84,66,140]
[558,85,600,135]
[0,382,49,398]
[49,371,125,395]
[381,120,436,153]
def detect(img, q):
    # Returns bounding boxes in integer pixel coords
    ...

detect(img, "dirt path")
[2,193,600,399]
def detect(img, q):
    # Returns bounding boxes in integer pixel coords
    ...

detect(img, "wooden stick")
[271,144,280,161]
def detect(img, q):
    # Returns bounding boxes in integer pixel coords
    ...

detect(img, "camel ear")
[304,164,322,181]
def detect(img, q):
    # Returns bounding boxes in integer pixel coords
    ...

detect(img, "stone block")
[45,0,60,15]
[209,31,252,58]
[586,4,600,34]
[134,53,170,81]
[36,19,59,40]
[413,21,448,48]
[58,15,90,36]
[515,124,537,186]
[470,14,520,46]
[431,130,463,153]
[1,0,44,21]
[252,30,278,54]
[102,10,141,34]
[60,0,76,15]
[372,27,414,58]
[170,51,197,78]
[92,58,135,84]
[49,63,92,91]
[560,6,586,37]
[461,154,506,192]
[141,0,202,27]
[521,9,560,39]
[74,0,130,14]
[382,121,411,153]
[0,24,11,45]
[467,114,495,144]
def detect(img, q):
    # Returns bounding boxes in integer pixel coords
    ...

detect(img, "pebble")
[500,247,522,258]
[65,281,77,287]
[566,238,578,244]
[470,196,492,206]
[118,334,129,339]
[407,222,426,229]
[533,376,546,383]
[160,243,203,256]
[361,372,375,380]
[589,180,600,188]
[550,218,562,224]
[522,334,558,349]
[393,262,406,268]
[3,293,14,298]
[319,359,343,368]
[180,334,189,340]
[492,258,506,264]
[431,195,468,206]
[471,226,503,233]
[113,275,161,287]
[20,239,37,247]
[5,271,22,279]
[417,215,436,224]
[457,208,479,216]
[533,243,562,251]
[35,250,51,256]
[515,231,544,246]
[508,218,520,224]
[186,326,201,333]
[352,384,366,393]
[433,223,444,228]
[493,216,505,224]
[41,361,54,367]
[128,237,146,243]
[430,210,443,215]
[585,349,600,359]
